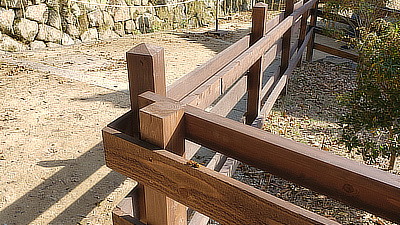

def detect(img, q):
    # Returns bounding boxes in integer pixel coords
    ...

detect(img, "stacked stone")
[0,0,166,52]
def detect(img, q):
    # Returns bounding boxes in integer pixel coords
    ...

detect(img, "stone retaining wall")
[0,0,217,51]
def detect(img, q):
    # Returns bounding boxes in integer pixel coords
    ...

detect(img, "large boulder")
[88,9,103,27]
[30,40,46,50]
[80,27,98,42]
[0,34,27,52]
[25,4,48,23]
[0,0,28,8]
[36,24,62,43]
[0,8,15,34]
[13,18,38,42]
[47,9,61,29]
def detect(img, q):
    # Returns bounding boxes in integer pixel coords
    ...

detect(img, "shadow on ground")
[0,143,126,225]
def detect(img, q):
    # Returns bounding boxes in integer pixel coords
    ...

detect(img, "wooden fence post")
[139,100,187,225]
[127,43,186,224]
[280,0,294,75]
[297,0,309,66]
[306,0,318,62]
[246,2,268,124]
[127,43,166,138]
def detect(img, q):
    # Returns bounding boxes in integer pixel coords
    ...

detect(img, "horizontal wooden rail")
[167,36,250,101]
[314,42,358,62]
[103,125,337,224]
[180,0,315,110]
[182,104,400,223]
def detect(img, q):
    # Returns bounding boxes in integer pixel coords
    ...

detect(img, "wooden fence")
[102,0,400,224]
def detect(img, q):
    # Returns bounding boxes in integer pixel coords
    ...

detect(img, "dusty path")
[0,20,251,225]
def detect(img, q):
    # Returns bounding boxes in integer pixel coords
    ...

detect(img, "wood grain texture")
[112,207,146,225]
[247,2,268,124]
[297,0,309,66]
[127,43,166,137]
[139,100,187,225]
[313,42,359,62]
[103,126,337,225]
[166,36,250,101]
[183,105,400,223]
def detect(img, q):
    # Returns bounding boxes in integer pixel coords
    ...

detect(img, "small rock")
[0,34,28,52]
[0,8,15,34]
[80,28,98,42]
[30,40,46,50]
[87,9,103,27]
[66,24,80,38]
[25,4,48,23]
[113,21,124,36]
[99,28,119,40]
[61,33,74,45]
[47,9,61,29]
[70,3,81,17]
[124,20,135,34]
[13,18,38,42]
[36,24,62,43]
[102,11,114,29]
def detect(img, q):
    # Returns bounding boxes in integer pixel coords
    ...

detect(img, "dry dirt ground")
[0,18,251,224]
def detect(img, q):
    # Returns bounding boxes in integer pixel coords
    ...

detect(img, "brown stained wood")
[246,2,268,124]
[103,126,337,225]
[139,100,187,225]
[280,0,294,77]
[314,42,359,62]
[297,0,309,66]
[127,43,166,137]
[179,0,317,110]
[113,207,146,225]
[166,36,250,101]
[183,105,400,223]
[306,0,318,61]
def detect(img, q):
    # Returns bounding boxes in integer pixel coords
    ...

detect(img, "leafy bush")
[340,19,400,170]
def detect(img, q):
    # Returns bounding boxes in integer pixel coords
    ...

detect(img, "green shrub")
[340,19,400,170]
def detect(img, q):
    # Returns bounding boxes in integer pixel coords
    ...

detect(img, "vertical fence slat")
[280,0,294,76]
[246,2,268,124]
[306,0,318,61]
[297,0,309,66]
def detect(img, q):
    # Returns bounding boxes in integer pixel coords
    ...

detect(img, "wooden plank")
[314,42,359,62]
[139,100,187,225]
[166,36,250,101]
[306,0,318,61]
[103,126,338,225]
[127,43,166,138]
[246,2,268,124]
[182,104,400,223]
[180,0,317,109]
